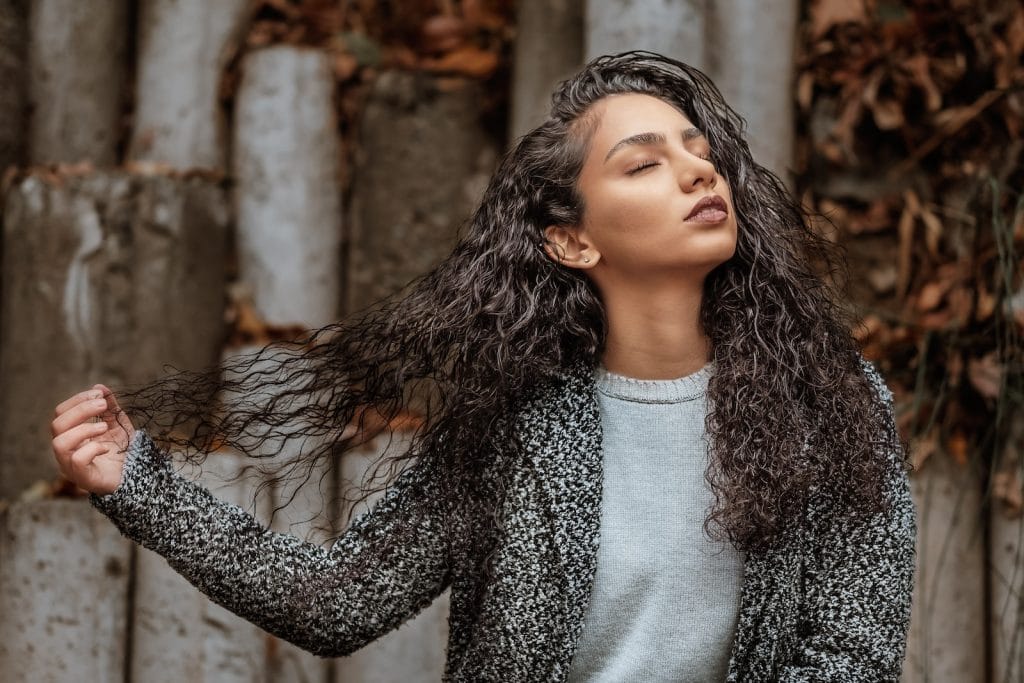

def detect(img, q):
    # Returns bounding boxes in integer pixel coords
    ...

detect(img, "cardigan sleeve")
[778,358,917,682]
[89,429,454,658]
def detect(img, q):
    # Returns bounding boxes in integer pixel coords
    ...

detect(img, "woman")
[50,51,916,681]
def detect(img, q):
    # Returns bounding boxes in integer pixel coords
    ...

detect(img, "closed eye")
[625,160,660,175]
[625,152,713,175]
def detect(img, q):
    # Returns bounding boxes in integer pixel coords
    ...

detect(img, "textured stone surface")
[0,499,131,682]
[903,454,986,682]
[345,71,497,315]
[706,0,798,181]
[585,0,705,69]
[0,171,229,498]
[27,0,128,165]
[989,413,1024,683]
[508,0,583,140]
[0,0,28,170]
[233,46,342,328]
[130,0,252,171]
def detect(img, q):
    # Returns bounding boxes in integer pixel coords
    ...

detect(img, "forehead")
[587,94,695,148]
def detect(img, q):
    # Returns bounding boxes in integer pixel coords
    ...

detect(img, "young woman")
[50,51,916,681]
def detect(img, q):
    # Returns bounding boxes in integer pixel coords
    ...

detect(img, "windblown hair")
[114,51,907,555]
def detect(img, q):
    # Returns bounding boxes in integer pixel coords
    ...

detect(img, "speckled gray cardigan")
[91,356,916,682]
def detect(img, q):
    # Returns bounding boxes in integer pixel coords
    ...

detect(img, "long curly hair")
[114,50,906,555]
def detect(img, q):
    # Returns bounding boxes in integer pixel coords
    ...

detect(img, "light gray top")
[566,360,745,683]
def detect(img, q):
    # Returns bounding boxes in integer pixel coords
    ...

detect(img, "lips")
[684,195,729,222]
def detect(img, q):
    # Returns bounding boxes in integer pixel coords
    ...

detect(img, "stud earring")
[583,256,591,263]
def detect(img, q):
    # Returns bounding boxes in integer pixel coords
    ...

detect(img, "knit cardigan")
[90,356,917,682]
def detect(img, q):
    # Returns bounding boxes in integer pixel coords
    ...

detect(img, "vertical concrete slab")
[902,454,986,682]
[0,499,132,682]
[27,0,128,165]
[706,0,799,181]
[130,0,252,171]
[333,435,449,682]
[584,0,706,70]
[508,0,583,140]
[129,450,272,683]
[990,414,1024,683]
[0,172,228,498]
[345,71,498,315]
[0,0,28,170]
[233,46,342,329]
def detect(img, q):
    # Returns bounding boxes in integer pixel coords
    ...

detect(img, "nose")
[676,152,717,191]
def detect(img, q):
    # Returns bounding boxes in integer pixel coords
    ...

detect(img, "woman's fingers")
[53,388,103,422]
[53,421,108,463]
[51,395,110,438]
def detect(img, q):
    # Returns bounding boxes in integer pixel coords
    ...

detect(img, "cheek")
[590,186,665,236]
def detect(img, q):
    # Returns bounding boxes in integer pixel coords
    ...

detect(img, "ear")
[542,224,600,269]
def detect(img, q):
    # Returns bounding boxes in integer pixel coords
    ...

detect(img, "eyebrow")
[603,127,705,164]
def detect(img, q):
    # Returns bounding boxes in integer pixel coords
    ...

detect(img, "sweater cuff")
[88,429,173,517]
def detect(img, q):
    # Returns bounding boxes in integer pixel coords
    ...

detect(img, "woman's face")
[548,93,738,281]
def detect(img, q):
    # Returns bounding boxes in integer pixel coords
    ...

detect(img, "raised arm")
[779,359,917,682]
[90,429,454,657]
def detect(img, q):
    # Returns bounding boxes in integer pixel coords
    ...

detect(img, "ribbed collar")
[594,361,713,404]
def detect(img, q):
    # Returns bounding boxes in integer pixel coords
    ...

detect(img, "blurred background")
[0,0,1021,681]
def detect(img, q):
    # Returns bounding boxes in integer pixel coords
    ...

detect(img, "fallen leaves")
[799,0,1024,473]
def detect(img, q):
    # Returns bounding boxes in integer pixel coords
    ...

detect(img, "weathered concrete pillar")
[0,0,28,170]
[582,0,797,181]
[0,171,229,498]
[233,46,343,329]
[990,413,1024,683]
[232,47,343,675]
[129,0,252,171]
[584,0,705,70]
[129,452,271,682]
[334,435,450,682]
[27,0,128,165]
[903,454,986,682]
[707,0,799,181]
[0,499,132,681]
[508,0,583,141]
[346,71,498,314]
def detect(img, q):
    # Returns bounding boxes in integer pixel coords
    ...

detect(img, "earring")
[583,256,591,263]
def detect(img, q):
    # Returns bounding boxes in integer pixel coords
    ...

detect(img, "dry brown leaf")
[902,53,943,112]
[976,286,997,320]
[919,204,943,256]
[420,14,467,54]
[947,431,969,466]
[910,428,939,470]
[896,190,918,300]
[891,89,1004,176]
[916,279,949,311]
[797,71,816,111]
[419,45,499,78]
[333,52,359,80]
[462,0,507,32]
[810,0,867,38]
[993,470,1023,517]
[947,351,963,388]
[967,352,1003,400]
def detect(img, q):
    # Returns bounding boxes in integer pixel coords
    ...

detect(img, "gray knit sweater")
[566,361,743,682]
[90,355,917,681]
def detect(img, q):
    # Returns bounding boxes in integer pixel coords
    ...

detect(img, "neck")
[597,276,710,380]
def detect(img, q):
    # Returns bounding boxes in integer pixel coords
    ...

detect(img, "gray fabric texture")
[90,355,917,681]
[566,360,744,683]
